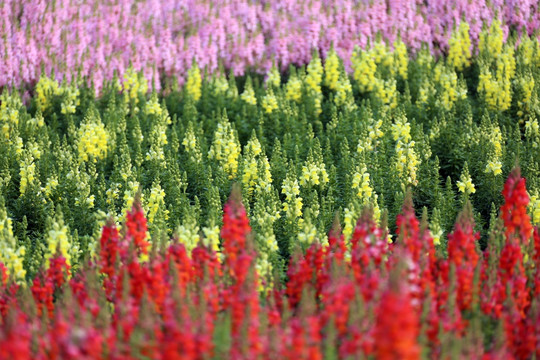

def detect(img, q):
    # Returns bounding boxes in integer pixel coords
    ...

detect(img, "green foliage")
[1,33,540,278]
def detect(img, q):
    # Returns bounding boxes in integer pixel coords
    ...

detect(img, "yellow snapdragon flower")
[186,62,202,101]
[145,95,163,116]
[35,75,61,111]
[208,120,241,179]
[392,116,420,186]
[176,218,200,254]
[241,81,257,105]
[393,39,408,79]
[202,225,220,253]
[46,218,72,267]
[60,85,80,115]
[352,46,377,92]
[123,67,148,103]
[213,74,229,95]
[0,206,26,282]
[266,65,281,88]
[324,49,340,90]
[146,182,169,225]
[285,74,303,102]
[528,193,540,225]
[300,160,329,187]
[448,21,472,71]
[457,166,476,195]
[282,176,303,219]
[335,75,354,108]
[78,117,108,163]
[479,19,503,58]
[352,167,373,199]
[262,89,279,113]
[182,123,203,163]
[485,160,502,175]
[297,217,318,246]
[19,154,36,195]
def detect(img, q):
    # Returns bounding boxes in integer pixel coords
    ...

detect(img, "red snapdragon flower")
[447,208,480,311]
[126,200,150,256]
[374,277,421,360]
[99,220,120,280]
[501,167,533,244]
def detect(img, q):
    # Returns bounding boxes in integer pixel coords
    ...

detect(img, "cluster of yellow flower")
[352,46,377,92]
[305,55,324,114]
[252,196,281,291]
[457,164,476,195]
[119,181,142,222]
[186,62,202,101]
[485,160,503,175]
[60,85,80,115]
[176,215,200,254]
[0,92,21,139]
[254,210,280,253]
[182,122,203,163]
[123,67,148,105]
[517,75,535,117]
[334,74,355,108]
[145,94,163,116]
[484,125,503,176]
[262,88,278,113]
[371,41,393,68]
[77,116,108,163]
[35,75,61,111]
[146,181,169,226]
[352,166,373,199]
[300,157,329,187]
[285,73,303,102]
[434,65,467,110]
[528,192,540,225]
[208,118,241,179]
[212,74,229,95]
[342,205,357,240]
[392,115,420,186]
[351,39,407,107]
[357,118,384,153]
[429,208,444,246]
[374,78,398,109]
[242,137,263,196]
[0,204,25,282]
[479,20,503,58]
[351,165,382,224]
[416,78,434,106]
[145,120,169,162]
[43,176,59,198]
[297,216,319,246]
[525,117,539,148]
[448,21,472,71]
[282,175,303,220]
[45,216,72,267]
[477,21,516,112]
[394,39,409,80]
[324,49,340,90]
[240,79,257,105]
[19,153,36,195]
[256,252,273,293]
[266,64,281,88]
[478,52,515,111]
[202,225,220,253]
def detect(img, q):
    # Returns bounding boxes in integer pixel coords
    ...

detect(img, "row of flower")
[0,168,539,358]
[1,0,539,92]
[1,20,540,284]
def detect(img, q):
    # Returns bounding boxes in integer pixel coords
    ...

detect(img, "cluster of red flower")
[0,169,539,359]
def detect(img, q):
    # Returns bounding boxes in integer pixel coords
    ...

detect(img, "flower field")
[1,0,540,358]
